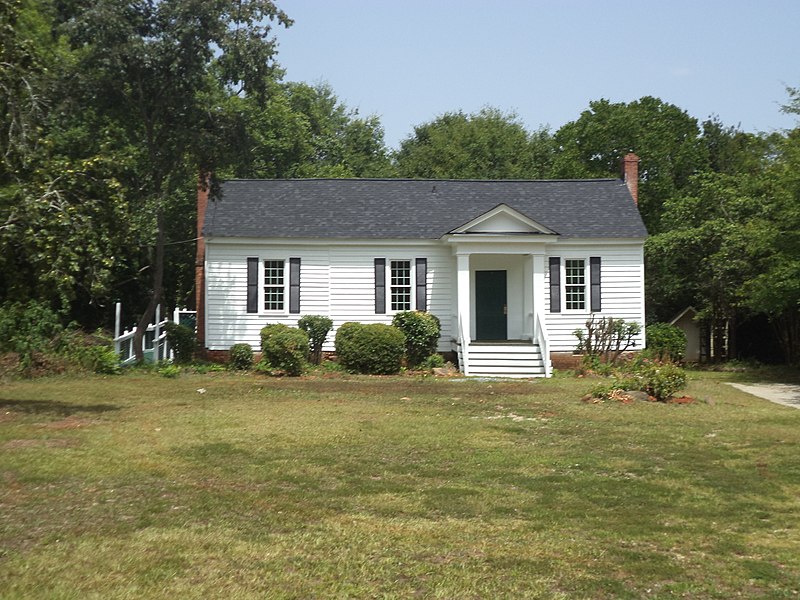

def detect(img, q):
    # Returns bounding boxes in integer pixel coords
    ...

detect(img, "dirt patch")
[4,438,78,449]
[35,415,101,430]
[0,410,18,423]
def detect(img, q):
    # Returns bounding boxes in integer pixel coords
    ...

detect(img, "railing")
[113,302,170,366]
[458,313,469,375]
[534,310,552,377]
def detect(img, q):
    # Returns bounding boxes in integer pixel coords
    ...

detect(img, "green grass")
[1,369,799,598]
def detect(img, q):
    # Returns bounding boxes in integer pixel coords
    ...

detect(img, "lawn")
[1,369,799,598]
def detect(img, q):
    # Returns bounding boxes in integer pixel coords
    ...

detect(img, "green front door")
[475,270,507,341]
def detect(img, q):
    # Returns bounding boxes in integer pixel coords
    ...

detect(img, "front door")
[475,270,507,340]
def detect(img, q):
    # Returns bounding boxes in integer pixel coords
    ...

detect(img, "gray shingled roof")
[204,178,648,240]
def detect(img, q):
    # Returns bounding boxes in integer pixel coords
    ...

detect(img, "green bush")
[260,324,309,376]
[335,322,406,375]
[165,322,195,364]
[391,311,441,367]
[645,323,687,362]
[0,301,65,371]
[158,363,181,378]
[298,315,333,365]
[228,343,253,370]
[589,357,688,402]
[636,361,688,401]
[420,353,445,370]
[57,329,120,375]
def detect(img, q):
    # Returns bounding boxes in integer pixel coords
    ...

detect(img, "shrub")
[158,363,181,378]
[57,329,121,375]
[335,322,406,375]
[0,301,65,371]
[260,324,309,376]
[574,315,641,365]
[588,357,688,402]
[645,323,687,362]
[636,361,688,401]
[165,322,195,364]
[391,311,441,367]
[228,343,253,370]
[420,353,445,371]
[298,315,333,365]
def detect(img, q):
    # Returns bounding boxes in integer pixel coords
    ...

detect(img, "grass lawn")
[1,369,799,598]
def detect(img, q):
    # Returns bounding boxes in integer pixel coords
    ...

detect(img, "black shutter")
[415,258,427,311]
[549,257,561,313]
[590,257,601,313]
[246,257,258,313]
[374,258,386,314]
[289,258,301,314]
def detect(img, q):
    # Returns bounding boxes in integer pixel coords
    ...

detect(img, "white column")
[457,253,471,344]
[532,254,545,339]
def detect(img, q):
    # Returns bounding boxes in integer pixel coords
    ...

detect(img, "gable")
[450,203,558,235]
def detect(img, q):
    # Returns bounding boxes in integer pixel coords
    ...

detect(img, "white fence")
[113,303,169,366]
[113,303,198,365]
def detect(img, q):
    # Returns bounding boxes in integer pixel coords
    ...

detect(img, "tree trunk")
[133,207,166,363]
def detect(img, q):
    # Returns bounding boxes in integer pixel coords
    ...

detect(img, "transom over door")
[475,270,507,341]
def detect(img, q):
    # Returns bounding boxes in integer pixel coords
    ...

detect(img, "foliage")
[297,314,333,365]
[645,323,687,363]
[420,353,445,370]
[56,329,121,375]
[391,311,441,368]
[165,322,195,365]
[552,96,706,233]
[589,357,688,403]
[334,322,406,375]
[395,108,553,179]
[573,315,641,365]
[228,343,254,371]
[260,324,309,376]
[157,363,181,378]
[0,300,64,371]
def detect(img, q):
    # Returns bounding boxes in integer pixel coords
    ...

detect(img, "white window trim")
[388,258,415,313]
[261,257,289,315]
[563,257,588,312]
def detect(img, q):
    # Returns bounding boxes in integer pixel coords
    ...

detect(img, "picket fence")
[113,302,196,366]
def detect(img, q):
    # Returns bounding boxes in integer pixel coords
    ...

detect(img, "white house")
[195,154,647,377]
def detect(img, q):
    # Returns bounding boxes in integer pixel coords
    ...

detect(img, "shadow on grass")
[0,398,121,416]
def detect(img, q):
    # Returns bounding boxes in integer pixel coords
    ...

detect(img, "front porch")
[451,250,553,378]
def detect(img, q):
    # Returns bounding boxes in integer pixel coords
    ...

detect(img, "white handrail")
[458,313,469,375]
[534,310,552,377]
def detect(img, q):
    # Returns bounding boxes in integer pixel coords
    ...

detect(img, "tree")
[552,97,706,233]
[395,108,553,179]
[59,0,291,361]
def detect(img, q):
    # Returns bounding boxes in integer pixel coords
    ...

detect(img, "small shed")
[670,307,702,363]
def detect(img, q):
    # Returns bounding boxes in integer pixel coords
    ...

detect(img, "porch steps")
[464,343,547,378]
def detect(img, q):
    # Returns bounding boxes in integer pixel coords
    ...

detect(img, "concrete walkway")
[725,382,800,409]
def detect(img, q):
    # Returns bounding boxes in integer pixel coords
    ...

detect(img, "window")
[390,260,412,311]
[564,259,586,310]
[263,259,285,311]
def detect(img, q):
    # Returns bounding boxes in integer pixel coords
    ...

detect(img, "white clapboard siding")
[544,244,645,352]
[206,239,645,357]
[205,241,454,352]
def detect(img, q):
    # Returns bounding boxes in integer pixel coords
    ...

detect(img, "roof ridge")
[222,177,623,183]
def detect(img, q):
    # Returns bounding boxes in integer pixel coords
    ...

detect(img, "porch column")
[531,254,545,339]
[456,253,471,343]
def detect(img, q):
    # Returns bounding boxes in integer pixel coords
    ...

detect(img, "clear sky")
[275,0,800,150]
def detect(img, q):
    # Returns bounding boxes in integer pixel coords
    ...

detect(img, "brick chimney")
[622,152,639,205]
[195,173,209,353]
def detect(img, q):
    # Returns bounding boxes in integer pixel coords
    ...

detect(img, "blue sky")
[275,1,800,150]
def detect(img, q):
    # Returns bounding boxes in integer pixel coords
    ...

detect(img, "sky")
[274,1,800,150]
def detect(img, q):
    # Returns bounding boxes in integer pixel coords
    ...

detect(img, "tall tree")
[552,96,706,233]
[395,108,553,179]
[59,0,290,360]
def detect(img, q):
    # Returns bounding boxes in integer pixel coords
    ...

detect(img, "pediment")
[449,204,558,235]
